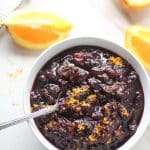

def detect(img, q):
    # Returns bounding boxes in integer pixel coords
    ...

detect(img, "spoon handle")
[0,104,58,130]
[0,0,27,29]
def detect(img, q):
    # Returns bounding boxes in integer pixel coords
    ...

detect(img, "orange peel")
[118,0,150,10]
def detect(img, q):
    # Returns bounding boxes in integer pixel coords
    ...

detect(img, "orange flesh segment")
[126,26,150,70]
[131,35,150,69]
[10,25,59,43]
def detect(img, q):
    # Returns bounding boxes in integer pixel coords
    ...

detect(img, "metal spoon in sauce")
[0,93,61,130]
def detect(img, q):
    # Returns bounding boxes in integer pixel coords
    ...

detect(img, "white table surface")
[0,0,150,149]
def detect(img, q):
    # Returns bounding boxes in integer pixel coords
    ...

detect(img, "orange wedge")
[125,25,150,70]
[5,10,73,50]
[118,0,150,10]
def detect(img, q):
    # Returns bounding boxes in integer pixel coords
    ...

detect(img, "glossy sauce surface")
[30,46,144,150]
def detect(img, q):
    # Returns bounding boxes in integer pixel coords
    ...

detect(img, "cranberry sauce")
[30,46,144,150]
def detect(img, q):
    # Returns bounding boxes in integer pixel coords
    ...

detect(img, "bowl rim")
[23,37,150,150]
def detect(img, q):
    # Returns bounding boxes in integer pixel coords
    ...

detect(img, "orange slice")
[118,0,150,10]
[5,10,73,50]
[125,25,150,70]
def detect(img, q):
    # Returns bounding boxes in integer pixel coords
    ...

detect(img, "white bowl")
[23,37,150,150]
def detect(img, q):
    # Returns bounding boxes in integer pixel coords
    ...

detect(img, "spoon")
[0,92,62,130]
[0,103,58,130]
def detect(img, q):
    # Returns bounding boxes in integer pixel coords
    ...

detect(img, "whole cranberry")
[91,51,101,59]
[91,67,103,76]
[38,74,48,84]
[105,68,118,77]
[73,52,84,64]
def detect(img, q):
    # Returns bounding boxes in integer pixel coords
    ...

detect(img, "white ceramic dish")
[23,37,150,150]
